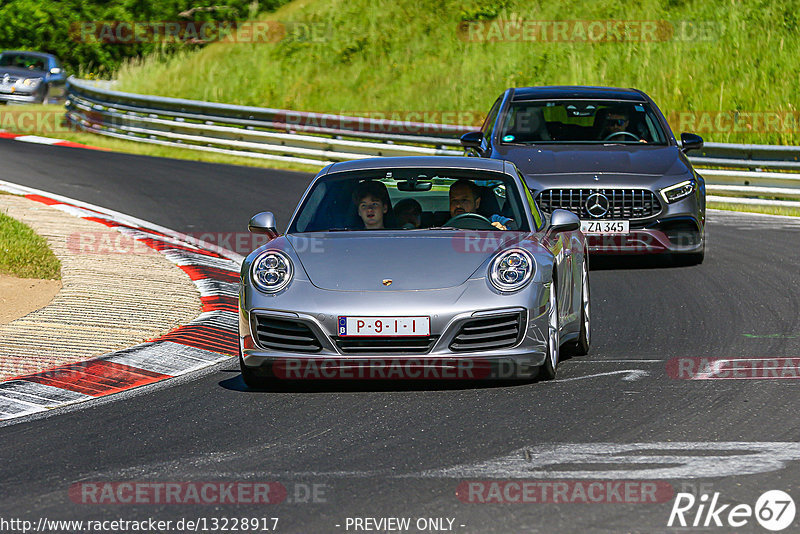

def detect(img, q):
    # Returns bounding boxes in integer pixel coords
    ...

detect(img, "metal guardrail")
[65,77,800,208]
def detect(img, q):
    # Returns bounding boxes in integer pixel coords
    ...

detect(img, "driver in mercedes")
[448,179,512,230]
[598,106,647,142]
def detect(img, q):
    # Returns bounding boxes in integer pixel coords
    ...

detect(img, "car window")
[499,100,667,145]
[519,171,544,230]
[0,53,46,71]
[288,168,531,233]
[481,96,503,142]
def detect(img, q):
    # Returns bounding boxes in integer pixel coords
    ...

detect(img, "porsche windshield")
[288,168,532,233]
[499,100,667,144]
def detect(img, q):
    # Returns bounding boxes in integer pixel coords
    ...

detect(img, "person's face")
[398,207,421,228]
[449,184,480,217]
[357,194,387,229]
[604,113,629,133]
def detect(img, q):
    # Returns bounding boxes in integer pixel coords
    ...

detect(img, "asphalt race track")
[1,138,800,533]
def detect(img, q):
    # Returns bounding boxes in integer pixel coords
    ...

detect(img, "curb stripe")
[0,184,244,423]
[25,361,171,397]
[0,130,107,151]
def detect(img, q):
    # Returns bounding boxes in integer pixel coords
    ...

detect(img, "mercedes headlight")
[251,250,293,293]
[489,249,535,292]
[19,78,41,87]
[660,180,695,203]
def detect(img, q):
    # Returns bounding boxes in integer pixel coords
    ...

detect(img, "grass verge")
[0,209,61,279]
[112,0,800,146]
[708,201,800,217]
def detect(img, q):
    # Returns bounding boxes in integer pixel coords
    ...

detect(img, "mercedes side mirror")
[549,209,580,233]
[680,132,704,153]
[460,131,484,154]
[248,211,278,237]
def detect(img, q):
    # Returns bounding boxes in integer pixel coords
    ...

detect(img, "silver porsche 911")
[238,156,590,386]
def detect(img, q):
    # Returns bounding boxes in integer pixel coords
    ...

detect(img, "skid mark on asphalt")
[417,442,800,480]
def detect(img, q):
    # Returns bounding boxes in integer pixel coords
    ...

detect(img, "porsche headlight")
[489,249,535,292]
[660,180,695,203]
[251,250,293,293]
[19,78,41,87]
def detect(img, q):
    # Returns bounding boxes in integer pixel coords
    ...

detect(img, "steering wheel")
[443,213,496,230]
[604,131,641,141]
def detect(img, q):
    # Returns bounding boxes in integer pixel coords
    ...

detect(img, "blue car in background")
[0,51,66,104]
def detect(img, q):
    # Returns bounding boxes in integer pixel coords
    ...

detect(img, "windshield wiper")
[424,226,461,231]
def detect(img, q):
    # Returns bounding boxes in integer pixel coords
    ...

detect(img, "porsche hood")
[286,232,527,291]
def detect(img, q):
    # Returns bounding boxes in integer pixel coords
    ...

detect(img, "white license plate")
[581,220,630,234]
[338,316,430,337]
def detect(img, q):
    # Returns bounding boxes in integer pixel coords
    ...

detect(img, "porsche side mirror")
[549,209,580,233]
[680,132,704,153]
[248,211,278,237]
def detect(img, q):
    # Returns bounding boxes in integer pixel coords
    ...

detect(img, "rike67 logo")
[668,490,796,531]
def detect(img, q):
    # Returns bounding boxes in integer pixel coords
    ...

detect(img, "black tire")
[37,86,49,104]
[538,277,560,381]
[239,353,272,389]
[685,250,704,265]
[565,260,591,356]
[672,249,704,266]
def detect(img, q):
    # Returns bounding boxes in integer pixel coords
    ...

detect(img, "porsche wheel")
[538,280,560,380]
[239,353,272,389]
[565,259,590,356]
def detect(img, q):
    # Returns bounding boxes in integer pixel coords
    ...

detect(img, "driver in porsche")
[448,179,512,230]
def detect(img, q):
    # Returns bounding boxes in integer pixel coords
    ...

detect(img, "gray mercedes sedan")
[462,86,706,263]
[239,156,590,387]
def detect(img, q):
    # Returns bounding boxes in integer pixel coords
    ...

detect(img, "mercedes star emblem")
[585,193,610,218]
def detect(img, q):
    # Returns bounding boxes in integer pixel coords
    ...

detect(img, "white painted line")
[554,370,650,382]
[14,135,65,145]
[570,359,662,363]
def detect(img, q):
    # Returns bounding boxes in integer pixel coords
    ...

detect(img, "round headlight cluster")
[251,250,293,293]
[489,249,535,292]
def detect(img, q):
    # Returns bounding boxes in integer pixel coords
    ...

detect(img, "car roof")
[325,156,510,174]
[0,50,56,60]
[510,86,648,102]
